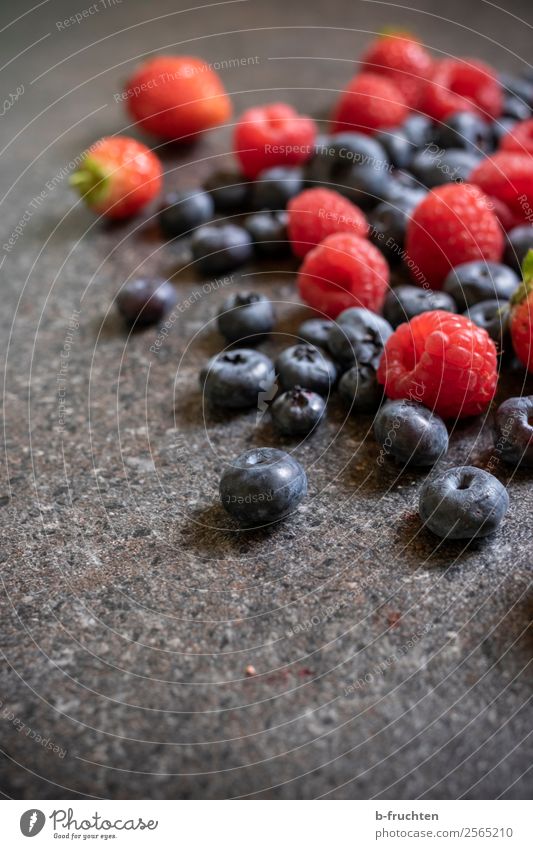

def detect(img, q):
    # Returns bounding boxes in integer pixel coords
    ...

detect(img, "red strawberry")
[124,56,232,141]
[287,188,368,257]
[70,136,162,219]
[331,73,408,135]
[233,103,317,179]
[422,58,502,122]
[510,249,533,372]
[377,310,498,419]
[405,183,504,288]
[360,32,433,108]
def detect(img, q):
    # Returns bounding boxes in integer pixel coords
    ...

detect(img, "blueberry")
[339,363,383,414]
[382,173,427,208]
[203,169,250,211]
[443,261,519,309]
[419,466,509,540]
[375,127,414,169]
[298,318,334,349]
[270,386,325,435]
[219,447,307,526]
[251,166,303,210]
[327,307,393,368]
[401,115,434,149]
[505,225,533,272]
[116,278,176,328]
[217,292,275,344]
[384,285,457,328]
[494,396,533,467]
[243,210,291,258]
[491,117,518,147]
[434,112,493,154]
[336,162,392,210]
[191,224,253,275]
[464,300,510,352]
[275,344,337,396]
[500,72,533,108]
[200,349,275,409]
[304,133,388,188]
[411,148,479,188]
[374,400,448,467]
[158,189,214,239]
[368,199,416,263]
[503,94,531,122]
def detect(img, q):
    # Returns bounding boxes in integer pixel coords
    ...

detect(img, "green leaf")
[521,248,533,283]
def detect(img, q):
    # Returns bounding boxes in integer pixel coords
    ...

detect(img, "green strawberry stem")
[69,157,110,206]
[511,249,533,307]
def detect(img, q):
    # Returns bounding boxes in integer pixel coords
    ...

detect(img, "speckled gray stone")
[0,0,532,801]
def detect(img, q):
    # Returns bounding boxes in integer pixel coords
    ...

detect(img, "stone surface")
[0,0,532,800]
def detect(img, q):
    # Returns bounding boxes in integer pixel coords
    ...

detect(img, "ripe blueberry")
[374,400,448,467]
[116,278,176,327]
[200,349,275,409]
[158,189,214,239]
[275,344,337,396]
[339,363,383,414]
[443,261,519,309]
[494,396,533,467]
[217,292,275,344]
[327,307,393,367]
[219,447,307,526]
[270,387,325,435]
[383,285,457,328]
[191,224,253,275]
[419,466,509,539]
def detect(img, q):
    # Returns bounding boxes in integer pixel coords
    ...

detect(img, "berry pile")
[70,34,533,537]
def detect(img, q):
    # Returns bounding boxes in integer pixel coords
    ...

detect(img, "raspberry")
[297,232,389,318]
[405,183,504,289]
[124,56,232,140]
[233,103,317,179]
[510,250,533,372]
[331,73,408,135]
[360,33,433,108]
[422,58,502,122]
[70,136,162,219]
[500,119,533,154]
[471,151,533,225]
[287,188,368,258]
[377,311,498,419]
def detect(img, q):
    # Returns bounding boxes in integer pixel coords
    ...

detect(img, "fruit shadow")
[180,502,301,557]
[394,510,502,571]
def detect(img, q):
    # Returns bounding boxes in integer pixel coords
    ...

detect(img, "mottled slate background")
[0,0,532,799]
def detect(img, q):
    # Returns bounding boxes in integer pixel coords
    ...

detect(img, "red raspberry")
[70,136,162,219]
[233,103,317,179]
[360,33,433,109]
[287,188,368,258]
[124,56,232,140]
[331,73,408,135]
[488,196,516,232]
[377,311,498,419]
[510,251,533,372]
[500,119,533,154]
[471,151,533,225]
[405,183,504,289]
[297,232,389,318]
[422,58,502,122]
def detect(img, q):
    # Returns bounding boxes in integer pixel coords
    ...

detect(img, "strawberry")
[123,56,232,141]
[510,249,533,372]
[70,136,162,220]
